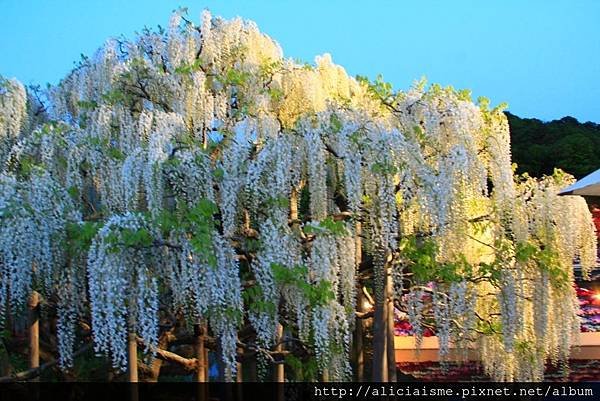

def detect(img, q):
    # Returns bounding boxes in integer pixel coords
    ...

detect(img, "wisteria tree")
[0,10,596,382]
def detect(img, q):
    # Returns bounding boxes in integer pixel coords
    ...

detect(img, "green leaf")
[267,87,284,102]
[371,161,398,176]
[329,113,342,134]
[67,186,80,200]
[77,100,98,110]
[303,217,347,237]
[66,221,101,257]
[515,241,537,263]
[108,147,125,161]
[265,196,289,209]
[212,167,225,182]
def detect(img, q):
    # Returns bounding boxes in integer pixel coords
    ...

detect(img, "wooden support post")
[247,351,257,382]
[386,265,397,382]
[275,323,285,401]
[194,323,206,382]
[353,298,365,381]
[372,287,384,381]
[236,345,243,383]
[236,346,243,401]
[290,187,298,221]
[202,126,208,150]
[128,330,139,401]
[372,259,388,382]
[289,187,301,236]
[274,323,284,383]
[28,291,40,381]
[382,295,388,382]
[127,331,138,382]
[204,346,209,381]
[353,222,365,382]
[194,323,207,401]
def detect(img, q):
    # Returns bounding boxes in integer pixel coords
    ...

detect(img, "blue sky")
[1,0,599,122]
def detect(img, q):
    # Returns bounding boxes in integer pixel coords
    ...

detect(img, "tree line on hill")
[507,112,600,179]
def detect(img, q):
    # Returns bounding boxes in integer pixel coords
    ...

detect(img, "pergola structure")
[559,168,600,197]
[559,167,600,264]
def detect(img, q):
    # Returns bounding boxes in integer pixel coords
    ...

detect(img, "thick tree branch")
[136,337,198,371]
[0,343,93,383]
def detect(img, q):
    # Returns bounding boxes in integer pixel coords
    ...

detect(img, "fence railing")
[394,332,600,362]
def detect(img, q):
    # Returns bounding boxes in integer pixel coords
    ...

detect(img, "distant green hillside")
[507,112,600,179]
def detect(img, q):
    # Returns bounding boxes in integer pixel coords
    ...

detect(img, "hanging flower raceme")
[0,76,27,166]
[219,133,252,238]
[87,213,160,370]
[303,219,354,380]
[204,233,244,381]
[0,169,78,306]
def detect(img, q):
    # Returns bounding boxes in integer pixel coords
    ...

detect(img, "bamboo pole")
[28,291,40,382]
